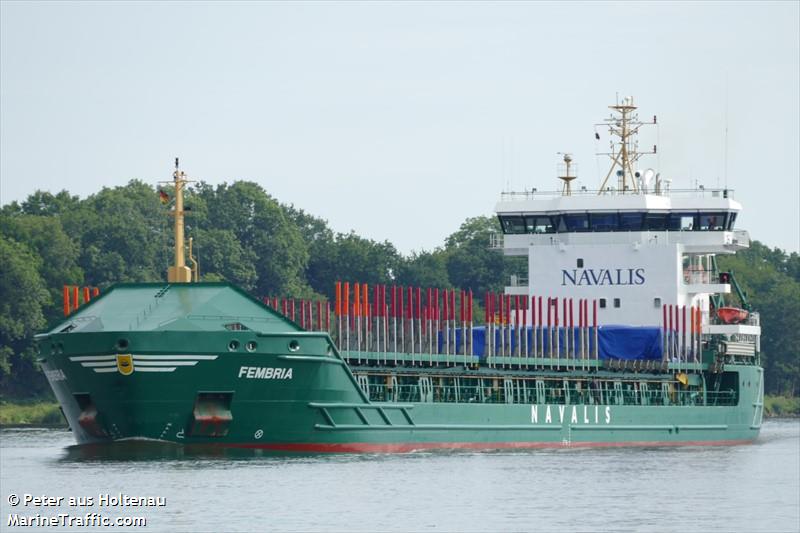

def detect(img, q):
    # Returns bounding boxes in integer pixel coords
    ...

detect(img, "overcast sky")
[1,1,798,254]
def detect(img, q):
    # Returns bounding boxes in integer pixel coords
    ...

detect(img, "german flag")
[158,190,170,205]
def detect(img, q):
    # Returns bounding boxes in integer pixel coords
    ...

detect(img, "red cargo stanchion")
[531,294,537,359]
[63,285,71,316]
[662,304,668,361]
[522,297,528,359]
[364,283,370,329]
[689,305,696,360]
[72,286,79,311]
[682,305,687,360]
[675,303,680,366]
[92,287,100,298]
[407,286,415,356]
[433,287,439,353]
[468,289,474,357]
[443,289,449,357]
[373,285,379,321]
[489,292,495,359]
[416,286,423,361]
[668,304,673,360]
[696,305,703,362]
[335,281,342,318]
[555,297,560,359]
[569,298,574,360]
[593,299,598,360]
[344,282,350,316]
[343,283,350,354]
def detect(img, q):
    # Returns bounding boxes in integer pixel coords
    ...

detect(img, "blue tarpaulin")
[596,325,662,360]
[438,325,662,360]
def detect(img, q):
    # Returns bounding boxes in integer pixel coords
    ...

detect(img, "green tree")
[718,240,800,396]
[194,228,258,291]
[197,182,310,297]
[68,180,171,285]
[395,250,452,289]
[305,232,401,298]
[444,216,522,300]
[0,235,51,397]
[0,214,83,324]
[1,190,81,217]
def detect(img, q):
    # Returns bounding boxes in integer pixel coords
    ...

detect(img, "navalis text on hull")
[38,98,763,453]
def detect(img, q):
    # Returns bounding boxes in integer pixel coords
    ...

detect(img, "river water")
[1,420,798,532]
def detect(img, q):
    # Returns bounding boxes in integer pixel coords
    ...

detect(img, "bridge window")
[590,212,618,232]
[498,210,737,234]
[526,216,556,234]
[499,216,526,234]
[669,212,697,231]
[643,213,669,230]
[564,213,589,232]
[698,213,726,231]
[619,212,644,230]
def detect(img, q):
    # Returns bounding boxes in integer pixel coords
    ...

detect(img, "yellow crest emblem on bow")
[116,354,134,375]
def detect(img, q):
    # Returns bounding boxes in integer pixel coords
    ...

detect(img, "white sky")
[1,1,798,254]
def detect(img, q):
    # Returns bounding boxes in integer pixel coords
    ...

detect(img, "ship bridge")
[495,187,748,255]
[492,97,754,336]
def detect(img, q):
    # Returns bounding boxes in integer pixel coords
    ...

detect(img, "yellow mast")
[167,158,193,283]
[596,96,657,194]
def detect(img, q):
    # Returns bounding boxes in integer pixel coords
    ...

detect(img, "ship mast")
[167,158,193,283]
[557,153,576,196]
[596,96,657,194]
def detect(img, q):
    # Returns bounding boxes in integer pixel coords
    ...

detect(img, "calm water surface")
[1,420,798,532]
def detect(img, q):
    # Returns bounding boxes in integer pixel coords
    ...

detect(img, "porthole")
[288,340,300,352]
[116,338,129,351]
[245,341,257,352]
[228,340,240,352]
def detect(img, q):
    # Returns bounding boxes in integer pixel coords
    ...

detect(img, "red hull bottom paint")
[224,439,755,454]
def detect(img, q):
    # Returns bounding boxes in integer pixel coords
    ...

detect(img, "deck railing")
[499,188,735,201]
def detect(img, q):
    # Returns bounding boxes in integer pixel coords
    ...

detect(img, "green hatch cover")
[47,283,301,334]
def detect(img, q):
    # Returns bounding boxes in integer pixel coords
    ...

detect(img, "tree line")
[0,180,797,397]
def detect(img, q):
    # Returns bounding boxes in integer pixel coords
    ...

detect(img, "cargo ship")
[38,97,763,452]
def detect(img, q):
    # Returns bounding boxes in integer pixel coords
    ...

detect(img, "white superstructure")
[494,98,757,341]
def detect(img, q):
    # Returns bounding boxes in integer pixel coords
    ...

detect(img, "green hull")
[37,284,763,453]
[40,338,763,453]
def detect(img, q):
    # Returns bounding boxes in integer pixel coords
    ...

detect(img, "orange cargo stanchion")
[72,286,79,312]
[63,285,71,316]
[83,287,91,305]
